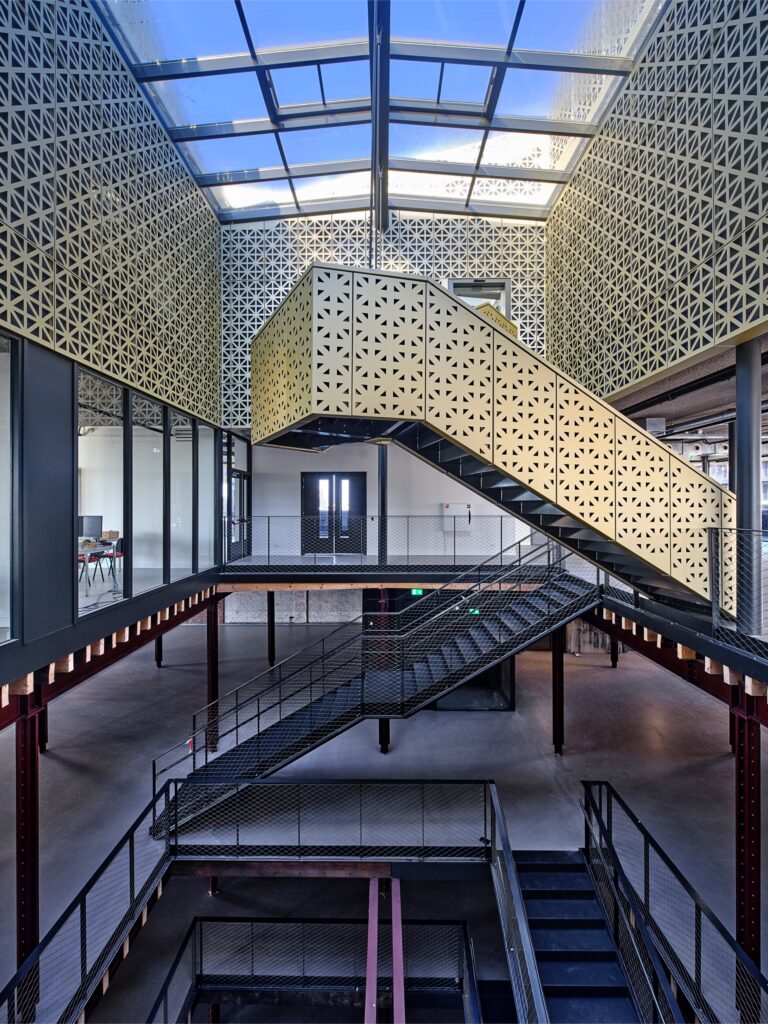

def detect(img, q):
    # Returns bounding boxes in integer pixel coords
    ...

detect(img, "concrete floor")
[0,619,765,994]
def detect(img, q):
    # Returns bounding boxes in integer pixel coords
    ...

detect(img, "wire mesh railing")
[1,779,542,1024]
[148,916,479,1023]
[153,537,600,789]
[223,513,529,571]
[0,788,172,1024]
[583,781,768,1024]
[709,527,768,659]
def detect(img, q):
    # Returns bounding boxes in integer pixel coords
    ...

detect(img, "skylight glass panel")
[279,123,371,165]
[514,0,659,57]
[496,69,607,121]
[320,61,371,101]
[240,0,368,49]
[389,124,484,164]
[390,59,441,100]
[390,170,470,201]
[147,73,267,126]
[271,66,323,107]
[209,181,296,211]
[292,172,370,204]
[481,131,585,172]
[180,135,284,175]
[438,63,492,104]
[471,177,557,206]
[390,0,521,45]
[104,0,247,63]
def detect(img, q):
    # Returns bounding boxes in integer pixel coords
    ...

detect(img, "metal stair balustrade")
[152,542,600,828]
[251,264,736,612]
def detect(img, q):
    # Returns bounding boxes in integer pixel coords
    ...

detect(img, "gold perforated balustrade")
[251,264,735,609]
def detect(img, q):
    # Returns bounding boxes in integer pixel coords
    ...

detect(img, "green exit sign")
[410,588,424,596]
[469,608,480,615]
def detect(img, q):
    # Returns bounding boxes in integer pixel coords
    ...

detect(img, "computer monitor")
[78,515,103,539]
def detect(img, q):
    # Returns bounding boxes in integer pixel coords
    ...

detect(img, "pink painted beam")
[365,877,379,1024]
[391,878,406,1024]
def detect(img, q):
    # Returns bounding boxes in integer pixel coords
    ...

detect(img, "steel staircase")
[153,537,600,809]
[251,264,736,613]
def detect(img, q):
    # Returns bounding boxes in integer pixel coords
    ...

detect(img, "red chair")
[100,538,125,580]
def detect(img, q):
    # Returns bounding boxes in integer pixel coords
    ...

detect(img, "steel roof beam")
[170,105,596,142]
[132,41,631,82]
[218,195,550,223]
[369,0,391,234]
[196,157,569,187]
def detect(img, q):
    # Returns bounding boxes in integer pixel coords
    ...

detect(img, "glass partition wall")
[77,373,125,614]
[75,368,221,616]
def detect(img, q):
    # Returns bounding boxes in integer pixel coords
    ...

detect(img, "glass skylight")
[98,0,664,223]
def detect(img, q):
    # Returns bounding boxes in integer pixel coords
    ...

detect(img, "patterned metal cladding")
[252,265,736,602]
[226,214,545,428]
[546,0,768,399]
[0,0,221,424]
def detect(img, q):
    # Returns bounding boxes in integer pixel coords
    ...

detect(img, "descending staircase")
[514,851,639,1024]
[251,264,736,613]
[153,537,600,801]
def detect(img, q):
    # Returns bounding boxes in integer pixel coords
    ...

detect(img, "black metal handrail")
[488,786,549,1023]
[583,781,768,1023]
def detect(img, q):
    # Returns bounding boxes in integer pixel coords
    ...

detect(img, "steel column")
[37,707,48,755]
[206,600,219,752]
[378,718,390,754]
[365,877,379,1024]
[391,878,405,1024]
[728,418,737,493]
[733,690,761,967]
[610,636,619,668]
[735,338,762,635]
[267,590,276,666]
[552,626,565,755]
[16,696,40,966]
[378,443,388,566]
[154,635,163,668]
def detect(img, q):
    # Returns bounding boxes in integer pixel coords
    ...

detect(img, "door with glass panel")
[300,472,366,555]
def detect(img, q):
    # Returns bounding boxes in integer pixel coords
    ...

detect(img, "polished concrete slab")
[0,620,765,990]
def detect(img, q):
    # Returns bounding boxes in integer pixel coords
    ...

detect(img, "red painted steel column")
[734,689,761,966]
[364,877,379,1024]
[391,878,406,1024]
[16,695,40,966]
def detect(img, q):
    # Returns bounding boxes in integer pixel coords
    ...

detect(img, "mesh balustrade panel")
[490,852,545,1024]
[585,784,768,1024]
[1,795,170,1024]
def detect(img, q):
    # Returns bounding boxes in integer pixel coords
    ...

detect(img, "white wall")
[250,442,525,559]
[78,427,124,538]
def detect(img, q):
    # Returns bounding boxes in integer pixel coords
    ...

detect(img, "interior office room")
[1,1,768,1022]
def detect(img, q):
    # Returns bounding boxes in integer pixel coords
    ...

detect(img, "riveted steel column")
[735,338,762,635]
[734,688,761,967]
[267,590,276,667]
[378,443,388,566]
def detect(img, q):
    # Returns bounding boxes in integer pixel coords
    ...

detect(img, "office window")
[77,372,124,615]
[0,338,11,641]
[133,397,165,594]
[198,424,216,569]
[170,411,193,580]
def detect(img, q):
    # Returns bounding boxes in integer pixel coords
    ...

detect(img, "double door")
[301,472,366,555]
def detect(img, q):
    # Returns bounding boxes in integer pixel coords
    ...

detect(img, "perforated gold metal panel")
[556,381,616,537]
[493,333,557,501]
[0,0,221,425]
[251,270,313,442]
[546,0,768,398]
[352,272,425,419]
[251,264,736,604]
[312,267,353,416]
[425,285,493,459]
[721,492,737,617]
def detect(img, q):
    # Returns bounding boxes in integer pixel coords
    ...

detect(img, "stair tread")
[533,928,615,954]
[524,898,603,921]
[513,850,585,865]
[520,871,593,891]
[539,960,628,988]
[545,995,639,1023]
